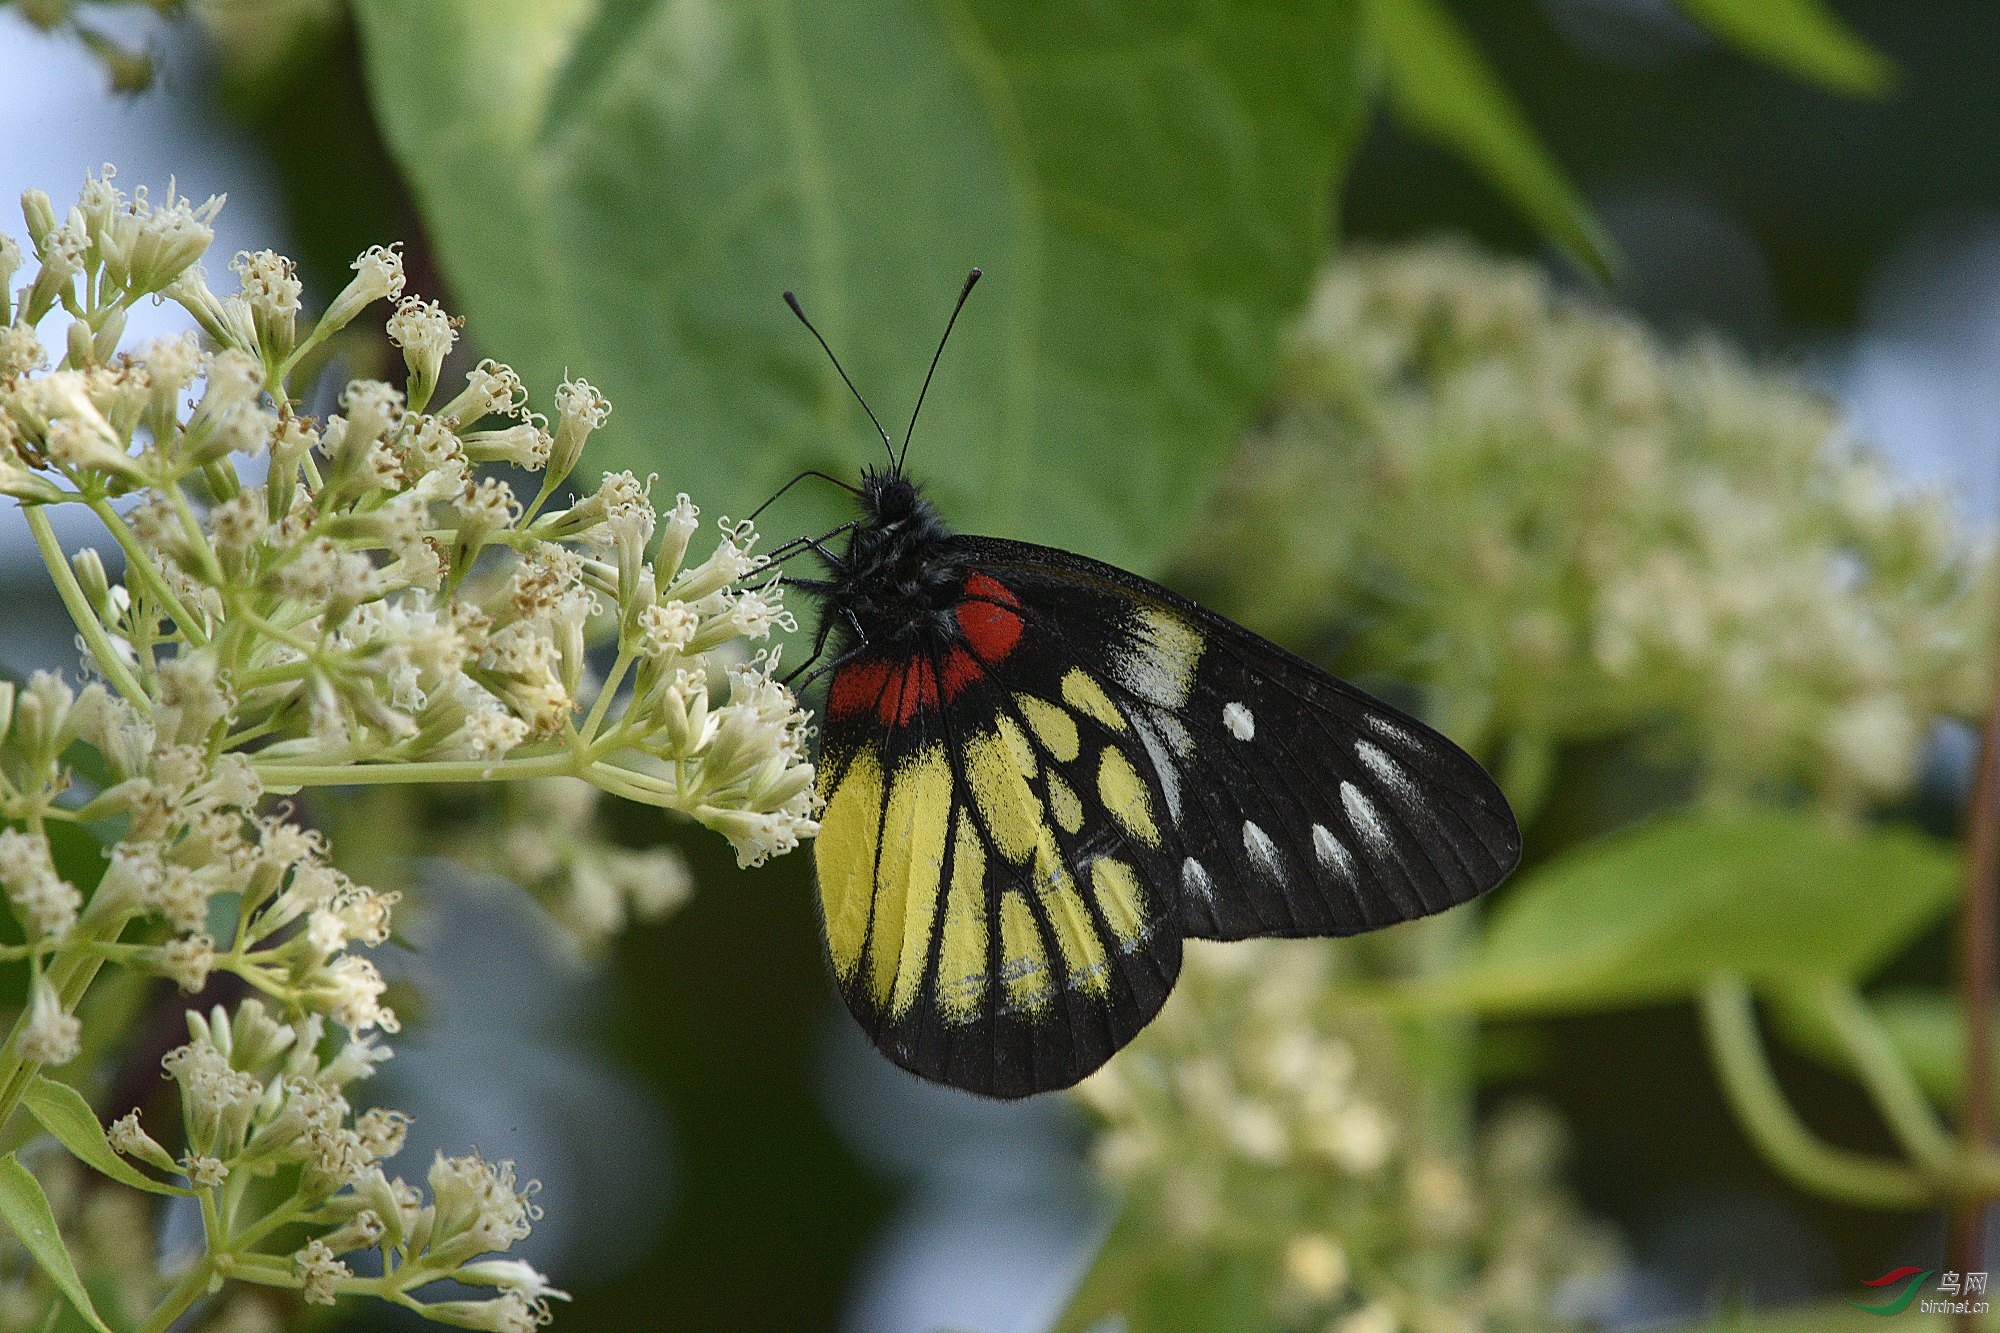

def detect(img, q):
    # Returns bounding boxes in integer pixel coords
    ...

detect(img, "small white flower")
[0,828,80,940]
[293,1238,349,1305]
[182,1154,229,1188]
[153,933,217,992]
[98,176,223,296]
[319,242,407,336]
[548,377,610,485]
[428,1151,540,1253]
[386,296,460,406]
[107,1109,177,1172]
[436,358,527,428]
[19,975,80,1065]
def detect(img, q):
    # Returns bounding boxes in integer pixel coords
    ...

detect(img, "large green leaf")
[353,0,1369,574]
[0,1155,112,1333]
[1364,0,1614,279]
[1675,0,1895,97]
[1405,814,1958,1015]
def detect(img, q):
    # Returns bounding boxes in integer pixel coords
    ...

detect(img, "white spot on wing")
[1158,714,1195,758]
[1242,820,1282,880]
[1355,739,1419,804]
[1223,701,1254,741]
[1312,823,1357,881]
[1364,713,1424,752]
[1134,715,1183,821]
[1182,857,1213,900]
[1114,608,1204,708]
[1340,782,1393,856]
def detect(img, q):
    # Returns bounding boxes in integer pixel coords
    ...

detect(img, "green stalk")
[1811,980,1961,1175]
[24,506,147,708]
[1699,975,1932,1210]
[132,1258,214,1333]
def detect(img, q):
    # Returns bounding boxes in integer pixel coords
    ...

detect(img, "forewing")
[814,651,1181,1099]
[962,538,1522,941]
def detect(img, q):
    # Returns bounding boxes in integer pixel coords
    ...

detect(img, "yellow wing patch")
[999,891,1052,1012]
[1090,856,1147,945]
[1061,669,1127,732]
[937,812,987,1022]
[873,746,952,1016]
[1016,694,1080,762]
[966,724,1048,863]
[816,746,883,980]
[1047,770,1084,833]
[1097,745,1160,847]
[820,689,1173,1036]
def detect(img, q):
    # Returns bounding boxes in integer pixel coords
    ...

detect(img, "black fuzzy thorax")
[816,470,969,654]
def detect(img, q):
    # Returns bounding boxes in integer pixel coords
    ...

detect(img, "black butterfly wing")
[960,538,1522,942]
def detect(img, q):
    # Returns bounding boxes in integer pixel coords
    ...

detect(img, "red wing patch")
[828,572,1028,726]
[957,572,1023,664]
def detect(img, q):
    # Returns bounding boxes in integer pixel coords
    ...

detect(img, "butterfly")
[774,271,1520,1099]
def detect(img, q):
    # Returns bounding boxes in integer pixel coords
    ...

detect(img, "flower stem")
[254,750,578,789]
[84,496,209,647]
[1811,980,1960,1174]
[1699,975,1931,1210]
[24,505,148,709]
[133,1257,215,1333]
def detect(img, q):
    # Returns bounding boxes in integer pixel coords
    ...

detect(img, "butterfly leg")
[783,613,840,685]
[762,521,859,571]
[781,607,870,689]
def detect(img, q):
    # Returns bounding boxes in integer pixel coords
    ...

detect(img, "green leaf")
[21,1078,188,1197]
[1406,813,1958,1015]
[1674,0,1895,98]
[352,0,1370,576]
[0,1154,113,1333]
[1363,0,1615,280]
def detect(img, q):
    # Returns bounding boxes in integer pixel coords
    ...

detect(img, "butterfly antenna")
[784,290,897,472]
[900,267,982,472]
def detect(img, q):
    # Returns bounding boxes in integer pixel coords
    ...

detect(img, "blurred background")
[4,1,2000,1329]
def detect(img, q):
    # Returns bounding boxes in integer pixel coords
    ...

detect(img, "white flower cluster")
[1188,242,1993,812]
[106,1000,562,1327]
[1076,941,1616,1332]
[0,166,822,1331]
[0,166,819,865]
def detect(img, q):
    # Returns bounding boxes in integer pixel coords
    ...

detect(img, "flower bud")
[71,547,110,617]
[315,243,406,341]
[547,378,610,490]
[0,233,18,324]
[386,296,459,413]
[230,249,303,367]
[21,189,58,252]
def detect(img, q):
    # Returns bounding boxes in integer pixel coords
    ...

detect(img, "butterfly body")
[800,467,1521,1099]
